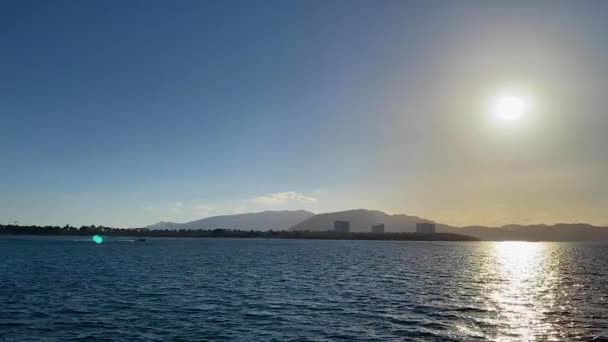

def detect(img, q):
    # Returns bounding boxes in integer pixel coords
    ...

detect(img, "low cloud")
[169,201,183,214]
[142,192,319,226]
[246,191,318,207]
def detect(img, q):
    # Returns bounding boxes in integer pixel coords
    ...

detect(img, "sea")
[1,236,607,341]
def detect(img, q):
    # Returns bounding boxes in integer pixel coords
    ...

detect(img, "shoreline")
[0,230,479,242]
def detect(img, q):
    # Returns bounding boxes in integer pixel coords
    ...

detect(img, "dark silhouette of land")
[147,209,608,241]
[292,210,608,241]
[148,210,314,231]
[0,224,478,241]
[5,210,607,242]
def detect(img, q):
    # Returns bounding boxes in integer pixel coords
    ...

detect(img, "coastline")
[0,227,479,242]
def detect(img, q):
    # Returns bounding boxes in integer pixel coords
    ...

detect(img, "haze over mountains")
[449,224,608,242]
[147,210,314,231]
[147,209,608,241]
[290,209,437,233]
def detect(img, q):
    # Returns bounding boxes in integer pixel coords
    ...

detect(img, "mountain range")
[446,224,608,241]
[290,209,437,232]
[146,209,608,241]
[147,210,314,231]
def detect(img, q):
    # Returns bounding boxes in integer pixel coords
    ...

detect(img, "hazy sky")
[2,0,608,227]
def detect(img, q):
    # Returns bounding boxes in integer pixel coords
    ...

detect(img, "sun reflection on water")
[487,242,560,341]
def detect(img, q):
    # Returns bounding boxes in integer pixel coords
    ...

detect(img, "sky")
[2,0,608,228]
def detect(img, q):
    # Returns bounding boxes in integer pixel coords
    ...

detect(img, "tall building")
[334,220,350,233]
[371,224,385,234]
[416,222,436,234]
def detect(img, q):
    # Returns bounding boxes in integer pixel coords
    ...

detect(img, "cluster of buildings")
[333,220,351,233]
[371,224,384,234]
[332,221,436,234]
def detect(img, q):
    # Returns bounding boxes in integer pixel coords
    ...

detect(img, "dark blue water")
[1,237,607,341]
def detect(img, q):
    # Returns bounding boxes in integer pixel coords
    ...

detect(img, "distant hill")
[442,223,608,241]
[290,209,439,233]
[147,210,314,231]
[147,208,608,241]
[289,209,608,241]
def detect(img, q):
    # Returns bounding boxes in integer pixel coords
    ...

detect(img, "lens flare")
[92,235,104,244]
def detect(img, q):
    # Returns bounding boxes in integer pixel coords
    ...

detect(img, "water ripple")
[1,238,607,341]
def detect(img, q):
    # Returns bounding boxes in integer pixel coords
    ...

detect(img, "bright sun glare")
[493,95,528,121]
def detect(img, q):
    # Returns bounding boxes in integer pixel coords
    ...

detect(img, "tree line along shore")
[0,224,479,241]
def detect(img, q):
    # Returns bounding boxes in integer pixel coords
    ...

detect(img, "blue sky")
[2,1,608,227]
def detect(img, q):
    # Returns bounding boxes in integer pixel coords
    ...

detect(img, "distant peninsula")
[5,208,608,242]
[0,225,479,242]
[144,209,608,242]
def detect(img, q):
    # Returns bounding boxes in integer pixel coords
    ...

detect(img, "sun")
[493,95,528,121]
